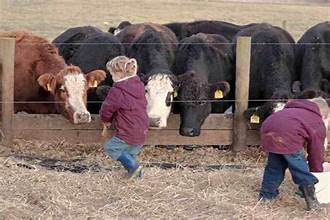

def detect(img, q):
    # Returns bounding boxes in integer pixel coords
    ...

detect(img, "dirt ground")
[1,0,330,219]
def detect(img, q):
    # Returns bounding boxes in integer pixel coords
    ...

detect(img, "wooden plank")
[14,129,234,145]
[0,38,15,147]
[232,37,251,152]
[12,113,234,130]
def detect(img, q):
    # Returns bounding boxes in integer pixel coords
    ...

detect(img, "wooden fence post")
[232,37,251,152]
[0,38,15,147]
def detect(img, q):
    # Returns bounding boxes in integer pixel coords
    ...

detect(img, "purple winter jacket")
[99,76,149,145]
[260,100,326,172]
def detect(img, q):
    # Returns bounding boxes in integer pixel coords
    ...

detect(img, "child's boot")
[301,184,320,211]
[117,152,143,179]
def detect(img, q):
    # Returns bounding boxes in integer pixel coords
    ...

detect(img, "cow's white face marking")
[145,74,174,128]
[273,102,286,113]
[114,28,122,36]
[64,73,91,124]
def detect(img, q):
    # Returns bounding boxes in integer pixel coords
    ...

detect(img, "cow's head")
[244,90,291,126]
[108,21,132,36]
[141,73,178,128]
[37,65,106,124]
[177,71,230,136]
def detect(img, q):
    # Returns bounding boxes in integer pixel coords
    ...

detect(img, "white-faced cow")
[0,31,106,123]
[173,33,234,136]
[234,24,297,124]
[53,26,125,113]
[114,23,178,128]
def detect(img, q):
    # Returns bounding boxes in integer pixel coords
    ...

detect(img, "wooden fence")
[0,36,260,150]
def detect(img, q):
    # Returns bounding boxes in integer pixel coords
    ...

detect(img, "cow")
[0,31,106,123]
[114,23,178,128]
[164,20,257,41]
[53,26,125,113]
[294,22,330,96]
[232,24,297,124]
[173,33,234,136]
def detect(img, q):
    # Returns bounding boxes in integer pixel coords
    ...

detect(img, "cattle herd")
[1,20,330,137]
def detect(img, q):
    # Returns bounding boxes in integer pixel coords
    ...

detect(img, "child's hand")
[101,123,111,137]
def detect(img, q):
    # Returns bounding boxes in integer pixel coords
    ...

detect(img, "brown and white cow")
[0,31,106,123]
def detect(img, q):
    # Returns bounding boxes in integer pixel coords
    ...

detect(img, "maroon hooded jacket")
[100,76,149,145]
[261,100,326,172]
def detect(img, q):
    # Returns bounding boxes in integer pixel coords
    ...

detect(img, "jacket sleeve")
[306,129,325,172]
[99,88,121,123]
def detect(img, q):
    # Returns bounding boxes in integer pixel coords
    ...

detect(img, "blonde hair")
[106,56,137,82]
[310,97,329,119]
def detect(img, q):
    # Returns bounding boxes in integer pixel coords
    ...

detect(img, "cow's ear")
[108,27,116,34]
[292,80,302,95]
[210,81,230,99]
[86,70,106,89]
[124,58,138,75]
[38,73,57,94]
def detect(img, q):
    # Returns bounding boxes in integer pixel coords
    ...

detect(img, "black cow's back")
[233,23,296,108]
[296,22,330,93]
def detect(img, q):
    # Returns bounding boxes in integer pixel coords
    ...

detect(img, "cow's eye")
[59,85,66,93]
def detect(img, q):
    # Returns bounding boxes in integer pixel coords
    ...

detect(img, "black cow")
[114,23,178,128]
[164,20,257,41]
[234,24,297,123]
[295,22,330,96]
[173,33,234,136]
[53,26,125,113]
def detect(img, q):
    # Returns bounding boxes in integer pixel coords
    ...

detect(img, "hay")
[1,141,329,219]
[0,156,329,219]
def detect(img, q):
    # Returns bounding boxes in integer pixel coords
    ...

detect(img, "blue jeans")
[259,150,319,200]
[104,136,142,160]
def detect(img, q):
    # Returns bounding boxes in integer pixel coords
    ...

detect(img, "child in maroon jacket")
[259,97,328,210]
[100,56,148,179]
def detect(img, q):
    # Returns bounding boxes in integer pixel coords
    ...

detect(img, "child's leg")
[259,152,288,200]
[283,150,318,186]
[283,150,320,210]
[126,145,142,159]
[104,136,128,161]
[125,145,143,178]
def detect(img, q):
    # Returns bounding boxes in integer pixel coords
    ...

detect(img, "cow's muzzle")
[73,111,91,124]
[149,117,166,129]
[180,127,200,137]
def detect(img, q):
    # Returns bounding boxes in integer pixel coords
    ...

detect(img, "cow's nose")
[74,112,91,124]
[180,127,199,137]
[149,117,161,128]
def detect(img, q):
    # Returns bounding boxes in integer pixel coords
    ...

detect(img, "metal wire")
[0,98,324,104]
[12,42,330,45]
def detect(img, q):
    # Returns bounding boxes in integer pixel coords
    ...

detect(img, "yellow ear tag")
[92,80,98,88]
[250,114,260,124]
[214,89,223,99]
[173,91,178,98]
[46,83,52,91]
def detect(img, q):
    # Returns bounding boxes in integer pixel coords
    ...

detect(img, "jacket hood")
[113,76,145,99]
[285,99,321,117]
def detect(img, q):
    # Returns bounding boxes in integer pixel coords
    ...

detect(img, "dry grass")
[1,153,329,220]
[1,0,330,40]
